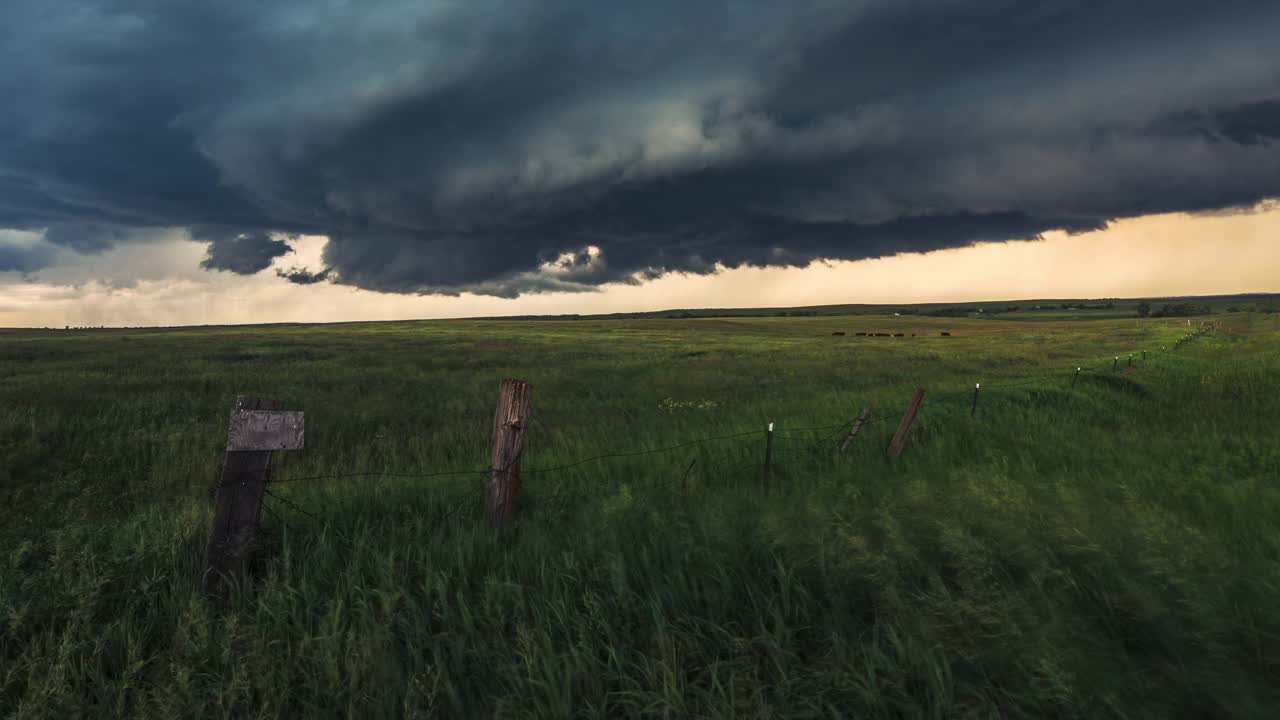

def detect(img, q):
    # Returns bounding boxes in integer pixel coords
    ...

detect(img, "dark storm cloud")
[40,223,125,254]
[0,241,56,274]
[1,0,1278,295]
[197,230,292,275]
[276,266,331,285]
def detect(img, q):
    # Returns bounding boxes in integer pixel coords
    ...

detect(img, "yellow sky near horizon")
[1,204,1277,328]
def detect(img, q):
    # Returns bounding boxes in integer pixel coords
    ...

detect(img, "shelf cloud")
[1,1,1278,296]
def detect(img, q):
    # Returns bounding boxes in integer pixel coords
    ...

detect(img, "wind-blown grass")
[2,312,1278,717]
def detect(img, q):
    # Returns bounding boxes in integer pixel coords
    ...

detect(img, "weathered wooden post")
[762,422,775,486]
[838,406,872,453]
[486,379,532,529]
[970,383,980,418]
[1072,367,1080,389]
[887,386,925,459]
[203,396,305,597]
[1112,356,1119,372]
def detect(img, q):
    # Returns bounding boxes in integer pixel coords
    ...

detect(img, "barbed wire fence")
[202,322,1221,593]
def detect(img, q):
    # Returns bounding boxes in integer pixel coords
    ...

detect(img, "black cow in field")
[941,332,952,337]
[875,332,891,337]
[893,333,905,337]
[832,331,846,336]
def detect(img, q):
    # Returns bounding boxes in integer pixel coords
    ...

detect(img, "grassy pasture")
[2,311,1279,718]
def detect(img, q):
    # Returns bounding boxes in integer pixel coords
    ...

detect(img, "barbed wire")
[267,467,487,485]
[248,333,1214,533]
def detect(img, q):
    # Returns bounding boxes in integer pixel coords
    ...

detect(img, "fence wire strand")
[246,332,1214,534]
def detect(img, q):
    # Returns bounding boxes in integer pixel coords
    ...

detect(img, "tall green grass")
[2,313,1278,717]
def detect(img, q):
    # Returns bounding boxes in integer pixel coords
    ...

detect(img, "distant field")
[2,311,1278,717]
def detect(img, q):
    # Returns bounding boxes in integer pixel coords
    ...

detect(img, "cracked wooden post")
[887,386,925,459]
[486,379,532,529]
[203,396,303,598]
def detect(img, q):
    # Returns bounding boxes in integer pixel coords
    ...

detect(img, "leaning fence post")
[887,386,926,458]
[486,379,532,529]
[838,406,872,453]
[203,396,305,598]
[762,422,775,486]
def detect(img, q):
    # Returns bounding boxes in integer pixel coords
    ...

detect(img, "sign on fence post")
[226,411,304,451]
[838,407,872,453]
[486,379,532,529]
[887,386,926,458]
[203,396,304,598]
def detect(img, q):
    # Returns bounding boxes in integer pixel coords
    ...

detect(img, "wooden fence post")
[970,383,980,418]
[1072,367,1080,388]
[203,396,291,597]
[887,387,926,458]
[486,379,532,529]
[838,407,872,453]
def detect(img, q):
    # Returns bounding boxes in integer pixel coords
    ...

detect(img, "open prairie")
[3,309,1279,718]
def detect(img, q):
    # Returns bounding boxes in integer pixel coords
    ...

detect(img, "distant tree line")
[1136,302,1212,318]
[892,302,1114,318]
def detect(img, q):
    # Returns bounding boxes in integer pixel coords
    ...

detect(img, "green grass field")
[3,310,1279,718]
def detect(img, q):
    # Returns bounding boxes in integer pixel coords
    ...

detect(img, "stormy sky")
[1,0,1279,310]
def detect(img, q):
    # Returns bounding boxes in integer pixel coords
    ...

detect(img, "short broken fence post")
[1072,367,1080,389]
[971,383,980,418]
[838,406,872,453]
[486,378,532,529]
[203,397,304,598]
[887,386,926,459]
[762,422,775,486]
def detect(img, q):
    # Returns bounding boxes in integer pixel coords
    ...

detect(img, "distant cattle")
[893,333,905,337]
[832,331,846,336]
[855,332,867,336]
[941,332,952,337]
[874,332,891,337]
